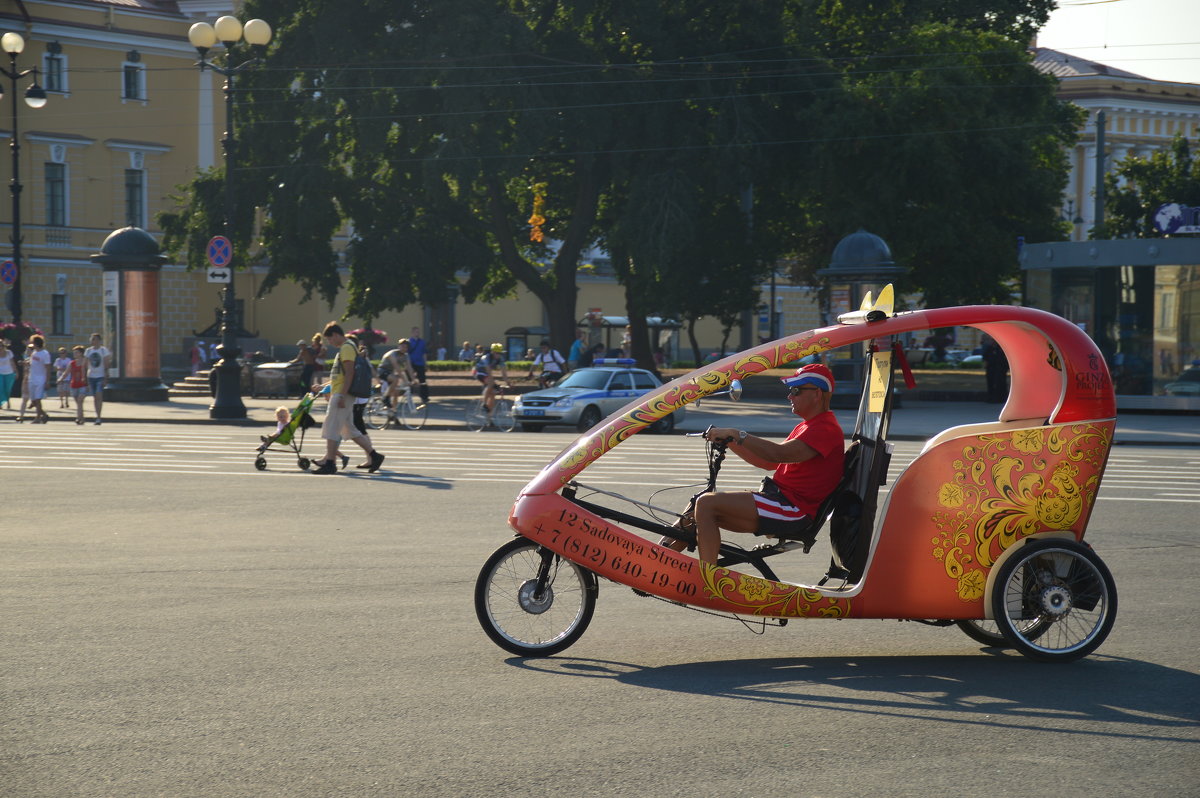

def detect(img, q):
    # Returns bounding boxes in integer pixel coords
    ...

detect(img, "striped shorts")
[752,490,812,537]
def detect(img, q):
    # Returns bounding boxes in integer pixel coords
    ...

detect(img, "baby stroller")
[254,391,320,471]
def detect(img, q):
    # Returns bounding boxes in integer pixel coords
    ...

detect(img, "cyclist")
[378,338,419,411]
[526,340,566,388]
[474,342,510,425]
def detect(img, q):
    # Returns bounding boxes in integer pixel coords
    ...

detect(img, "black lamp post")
[1,31,48,328]
[187,15,272,419]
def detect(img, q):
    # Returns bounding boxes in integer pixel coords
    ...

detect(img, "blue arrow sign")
[0,259,15,285]
[206,236,232,268]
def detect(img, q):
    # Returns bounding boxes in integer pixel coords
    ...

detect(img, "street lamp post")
[187,16,272,419]
[1,32,48,328]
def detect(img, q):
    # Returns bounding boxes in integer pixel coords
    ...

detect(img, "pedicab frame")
[481,301,1118,661]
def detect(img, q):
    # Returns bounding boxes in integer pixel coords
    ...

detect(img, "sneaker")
[94,419,102,426]
[367,450,385,473]
[311,461,337,475]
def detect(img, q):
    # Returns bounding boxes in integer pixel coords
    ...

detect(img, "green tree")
[1104,135,1200,238]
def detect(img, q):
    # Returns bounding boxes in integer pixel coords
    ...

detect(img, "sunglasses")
[787,385,820,397]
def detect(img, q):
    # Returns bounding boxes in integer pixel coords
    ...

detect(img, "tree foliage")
[1104,135,1200,238]
[158,0,1076,357]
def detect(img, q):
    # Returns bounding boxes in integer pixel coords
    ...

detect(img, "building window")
[122,63,145,101]
[43,49,67,93]
[125,169,145,228]
[45,162,67,226]
[51,294,69,335]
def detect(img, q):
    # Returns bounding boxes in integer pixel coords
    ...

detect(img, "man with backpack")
[526,340,566,388]
[311,322,384,475]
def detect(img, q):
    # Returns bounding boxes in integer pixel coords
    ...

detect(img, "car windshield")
[1177,370,1200,383]
[557,370,611,390]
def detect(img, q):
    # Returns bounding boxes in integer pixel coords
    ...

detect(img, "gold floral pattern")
[930,423,1111,602]
[553,334,834,485]
[700,563,852,618]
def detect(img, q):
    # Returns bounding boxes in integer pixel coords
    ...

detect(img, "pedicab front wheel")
[475,538,597,657]
[991,539,1116,663]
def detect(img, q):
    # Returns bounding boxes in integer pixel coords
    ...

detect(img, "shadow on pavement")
[508,653,1200,742]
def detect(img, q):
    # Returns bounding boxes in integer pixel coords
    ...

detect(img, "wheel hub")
[517,579,554,614]
[1039,584,1073,617]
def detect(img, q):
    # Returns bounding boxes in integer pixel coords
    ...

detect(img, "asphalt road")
[2,425,1198,797]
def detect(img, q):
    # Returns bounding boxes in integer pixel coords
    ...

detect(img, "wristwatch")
[737,429,749,445]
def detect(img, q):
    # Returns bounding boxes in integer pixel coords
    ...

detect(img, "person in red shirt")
[68,346,89,425]
[664,363,845,565]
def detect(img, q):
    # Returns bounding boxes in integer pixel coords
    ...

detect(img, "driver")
[663,363,845,565]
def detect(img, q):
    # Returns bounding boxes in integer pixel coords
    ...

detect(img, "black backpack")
[348,353,373,398]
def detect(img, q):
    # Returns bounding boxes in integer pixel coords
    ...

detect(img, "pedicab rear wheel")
[991,539,1116,663]
[956,618,1050,648]
[475,538,597,657]
[254,456,267,471]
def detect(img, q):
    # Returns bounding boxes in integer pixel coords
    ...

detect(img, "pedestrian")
[189,340,204,375]
[84,333,111,425]
[981,334,1009,404]
[68,345,88,424]
[54,347,72,407]
[458,341,473,361]
[436,343,447,361]
[407,326,429,404]
[567,330,586,371]
[309,322,384,475]
[0,338,17,411]
[19,335,51,423]
[581,342,604,368]
[292,338,318,395]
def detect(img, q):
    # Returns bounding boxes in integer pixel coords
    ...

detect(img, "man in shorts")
[311,322,384,475]
[83,333,110,425]
[662,363,845,565]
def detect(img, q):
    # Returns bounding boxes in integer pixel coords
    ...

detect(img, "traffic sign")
[206,236,233,268]
[0,259,15,286]
[206,267,231,283]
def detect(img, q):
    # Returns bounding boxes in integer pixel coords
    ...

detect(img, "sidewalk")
[5,393,1195,446]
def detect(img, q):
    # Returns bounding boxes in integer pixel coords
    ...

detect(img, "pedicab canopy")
[525,302,1115,497]
[507,294,1117,621]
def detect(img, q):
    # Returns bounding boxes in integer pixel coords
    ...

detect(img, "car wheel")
[576,405,602,433]
[649,412,675,434]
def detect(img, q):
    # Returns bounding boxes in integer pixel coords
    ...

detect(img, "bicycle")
[465,382,515,432]
[366,382,428,430]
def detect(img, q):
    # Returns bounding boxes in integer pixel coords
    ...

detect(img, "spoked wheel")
[475,538,597,657]
[254,456,267,471]
[400,396,428,430]
[956,618,1050,648]
[991,539,1117,662]
[492,399,516,432]
[365,397,390,430]
[465,400,487,431]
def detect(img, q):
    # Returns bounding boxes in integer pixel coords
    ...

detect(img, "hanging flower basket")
[0,321,43,348]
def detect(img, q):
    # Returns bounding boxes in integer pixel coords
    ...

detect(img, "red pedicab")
[475,290,1118,662]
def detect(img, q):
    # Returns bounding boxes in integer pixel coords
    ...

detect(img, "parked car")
[1163,366,1200,396]
[511,359,684,433]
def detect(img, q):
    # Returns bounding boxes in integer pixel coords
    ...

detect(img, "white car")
[1164,367,1200,396]
[511,360,683,433]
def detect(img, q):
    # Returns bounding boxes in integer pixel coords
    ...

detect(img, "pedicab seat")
[920,417,1048,452]
[755,440,862,553]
